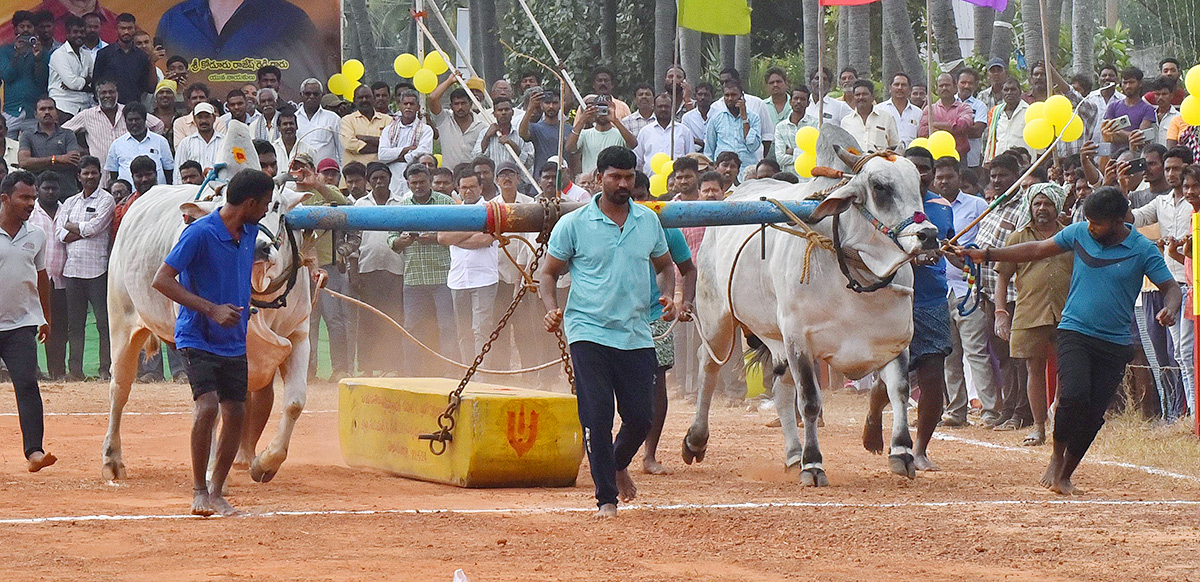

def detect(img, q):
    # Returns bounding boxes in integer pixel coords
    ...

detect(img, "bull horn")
[834,145,865,171]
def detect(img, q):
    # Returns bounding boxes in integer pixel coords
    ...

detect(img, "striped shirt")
[28,203,66,290]
[54,189,115,279]
[62,105,166,173]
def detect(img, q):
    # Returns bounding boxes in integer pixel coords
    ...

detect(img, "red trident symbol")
[506,405,539,458]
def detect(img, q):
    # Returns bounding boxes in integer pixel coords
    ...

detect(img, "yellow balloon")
[1025,101,1045,124]
[1188,65,1200,96]
[342,80,361,102]
[928,131,957,158]
[649,173,669,196]
[1181,95,1200,126]
[1043,95,1072,128]
[327,73,348,96]
[660,159,675,176]
[794,151,817,178]
[342,59,365,82]
[413,68,439,94]
[433,154,443,168]
[1023,118,1054,150]
[424,51,449,76]
[908,137,929,151]
[1059,114,1084,142]
[795,126,819,152]
[394,53,421,78]
[650,152,671,174]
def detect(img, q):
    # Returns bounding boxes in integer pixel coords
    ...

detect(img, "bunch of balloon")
[649,153,673,196]
[792,126,819,177]
[327,59,366,102]
[1021,94,1084,150]
[909,130,959,160]
[1179,65,1200,126]
[395,52,450,95]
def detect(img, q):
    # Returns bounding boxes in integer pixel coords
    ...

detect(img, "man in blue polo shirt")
[957,186,1180,495]
[539,146,678,518]
[151,169,274,517]
[903,147,956,474]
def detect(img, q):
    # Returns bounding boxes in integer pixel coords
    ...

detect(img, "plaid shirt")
[974,194,1024,304]
[55,188,115,279]
[387,192,455,286]
[28,204,67,290]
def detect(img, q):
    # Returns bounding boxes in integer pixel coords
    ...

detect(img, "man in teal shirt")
[540,146,679,518]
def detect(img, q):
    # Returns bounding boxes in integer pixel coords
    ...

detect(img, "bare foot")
[26,451,57,473]
[593,503,617,519]
[641,459,673,475]
[209,495,241,517]
[1049,478,1085,496]
[615,469,637,502]
[1039,458,1060,489]
[913,453,940,472]
[191,490,215,516]
[1021,429,1046,447]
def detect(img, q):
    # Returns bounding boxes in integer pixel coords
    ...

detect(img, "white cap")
[193,102,216,116]
[545,155,566,168]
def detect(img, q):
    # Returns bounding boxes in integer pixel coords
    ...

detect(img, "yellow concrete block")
[339,378,584,488]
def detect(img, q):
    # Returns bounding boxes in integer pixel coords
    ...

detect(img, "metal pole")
[816,4,825,128]
[424,1,494,109]
[287,199,822,232]
[413,15,543,194]
[513,0,587,108]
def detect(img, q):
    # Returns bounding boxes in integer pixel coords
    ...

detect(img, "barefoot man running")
[152,169,274,515]
[539,146,678,518]
[956,186,1180,494]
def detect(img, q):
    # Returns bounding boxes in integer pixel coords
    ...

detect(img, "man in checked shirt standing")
[54,156,114,381]
[973,152,1033,431]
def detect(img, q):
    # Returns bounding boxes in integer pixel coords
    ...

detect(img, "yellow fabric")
[678,0,751,35]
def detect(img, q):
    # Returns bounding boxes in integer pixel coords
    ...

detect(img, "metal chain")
[420,197,574,454]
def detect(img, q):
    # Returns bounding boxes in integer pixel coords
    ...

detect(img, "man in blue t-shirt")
[904,147,956,473]
[957,186,1180,495]
[152,169,275,517]
[539,146,678,518]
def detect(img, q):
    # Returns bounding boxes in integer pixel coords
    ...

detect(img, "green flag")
[678,0,752,35]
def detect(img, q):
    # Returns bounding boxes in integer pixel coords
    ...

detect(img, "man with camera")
[1,12,50,137]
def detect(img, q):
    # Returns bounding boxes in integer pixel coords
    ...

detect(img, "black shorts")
[181,348,249,402]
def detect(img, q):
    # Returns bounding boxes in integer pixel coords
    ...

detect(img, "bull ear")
[833,144,865,171]
[279,187,307,213]
[179,200,219,221]
[809,184,861,221]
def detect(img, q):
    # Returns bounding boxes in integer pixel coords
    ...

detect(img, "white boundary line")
[934,433,1200,484]
[0,410,338,417]
[2,498,1200,525]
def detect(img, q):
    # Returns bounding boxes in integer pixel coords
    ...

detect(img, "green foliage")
[745,51,806,97]
[1094,21,1134,71]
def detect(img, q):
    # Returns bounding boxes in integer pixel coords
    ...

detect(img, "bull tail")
[143,333,161,357]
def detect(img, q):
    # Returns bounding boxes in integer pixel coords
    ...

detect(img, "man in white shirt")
[681,82,715,151]
[48,16,94,118]
[249,88,281,142]
[270,106,316,168]
[809,67,853,128]
[294,78,342,165]
[840,80,899,152]
[173,103,225,182]
[216,89,263,129]
[490,161,536,368]
[473,97,533,177]
[635,93,697,176]
[429,77,489,171]
[105,102,173,186]
[1084,65,1124,145]
[379,89,432,193]
[876,72,923,149]
[437,170,499,362]
[956,69,990,168]
[982,78,1031,162]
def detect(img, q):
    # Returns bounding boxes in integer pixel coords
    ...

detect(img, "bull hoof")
[249,459,277,483]
[799,468,828,487]
[681,435,707,465]
[101,460,126,481]
[862,418,884,454]
[888,453,916,479]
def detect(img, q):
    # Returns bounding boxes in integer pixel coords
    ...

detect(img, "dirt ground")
[1,379,1198,582]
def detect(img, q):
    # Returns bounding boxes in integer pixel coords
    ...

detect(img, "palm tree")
[837,7,849,74]
[1072,0,1097,77]
[990,2,1017,62]
[1020,0,1045,66]
[928,0,962,63]
[654,0,676,88]
[846,5,871,78]
[882,0,923,79]
[600,0,618,62]
[803,0,820,78]
[973,5,994,58]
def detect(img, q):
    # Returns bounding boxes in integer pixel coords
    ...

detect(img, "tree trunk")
[720,35,736,71]
[1072,0,1096,78]
[734,34,751,81]
[882,33,899,87]
[1042,0,1062,69]
[1060,0,1073,29]
[478,0,504,82]
[1104,0,1117,27]
[1020,0,1044,67]
[343,0,374,76]
[654,0,676,89]
[600,0,617,63]
[846,5,871,78]
[468,0,484,76]
[882,0,923,80]
[973,5,994,58]
[928,0,962,63]
[680,28,702,86]
[836,7,849,74]
[990,2,1016,63]
[803,0,820,78]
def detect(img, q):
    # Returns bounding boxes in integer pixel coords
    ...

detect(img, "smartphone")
[406,232,421,239]
[1127,157,1148,174]
[1112,115,1131,131]
[1097,142,1112,157]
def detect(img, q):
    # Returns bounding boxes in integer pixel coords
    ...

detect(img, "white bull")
[682,126,939,485]
[102,183,312,483]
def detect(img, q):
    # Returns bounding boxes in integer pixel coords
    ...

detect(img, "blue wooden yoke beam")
[285,199,822,233]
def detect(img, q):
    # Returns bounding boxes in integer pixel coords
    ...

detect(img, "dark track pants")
[0,326,46,458]
[1054,330,1135,458]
